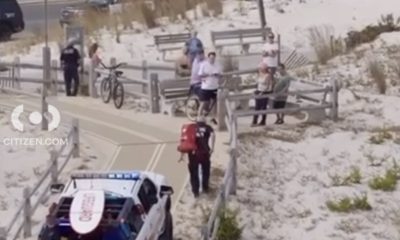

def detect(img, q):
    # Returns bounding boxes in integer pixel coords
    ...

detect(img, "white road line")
[10,100,165,172]
[145,144,161,171]
[149,144,166,172]
[172,174,190,214]
[17,99,160,143]
[103,146,122,171]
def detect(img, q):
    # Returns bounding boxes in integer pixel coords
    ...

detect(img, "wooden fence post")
[330,78,338,121]
[88,62,98,98]
[50,150,58,184]
[149,73,160,113]
[110,57,116,66]
[14,56,21,89]
[277,34,281,64]
[0,227,6,240]
[23,187,32,238]
[217,88,228,131]
[72,119,80,158]
[50,60,58,96]
[229,116,238,195]
[142,60,148,94]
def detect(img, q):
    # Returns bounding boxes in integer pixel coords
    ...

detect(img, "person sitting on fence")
[198,51,222,124]
[60,38,81,97]
[176,46,191,77]
[252,62,274,127]
[38,215,61,240]
[189,50,206,96]
[179,116,215,198]
[185,31,204,65]
[273,63,293,124]
[262,32,279,78]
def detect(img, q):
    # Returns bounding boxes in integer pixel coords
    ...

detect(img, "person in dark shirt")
[60,39,81,96]
[38,215,61,240]
[179,116,215,198]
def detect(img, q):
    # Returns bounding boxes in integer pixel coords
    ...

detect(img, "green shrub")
[327,197,353,213]
[331,167,362,186]
[326,195,372,213]
[345,14,400,50]
[217,207,242,240]
[352,195,372,211]
[369,128,393,144]
[369,169,397,191]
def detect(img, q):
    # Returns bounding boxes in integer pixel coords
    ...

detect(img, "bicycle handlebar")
[100,62,127,70]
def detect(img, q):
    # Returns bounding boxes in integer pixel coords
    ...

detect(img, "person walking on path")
[176,46,191,77]
[185,31,204,65]
[273,63,293,124]
[179,116,216,198]
[252,62,274,126]
[60,39,81,96]
[262,32,279,78]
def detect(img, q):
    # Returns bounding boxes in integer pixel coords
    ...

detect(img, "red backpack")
[177,123,198,153]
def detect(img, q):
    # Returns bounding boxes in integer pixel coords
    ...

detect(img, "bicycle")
[99,61,127,109]
[185,77,228,122]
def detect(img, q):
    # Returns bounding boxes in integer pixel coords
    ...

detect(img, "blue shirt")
[186,37,203,54]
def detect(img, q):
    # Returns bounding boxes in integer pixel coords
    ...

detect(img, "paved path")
[0,94,187,212]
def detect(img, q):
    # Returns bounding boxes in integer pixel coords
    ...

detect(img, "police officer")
[38,215,60,240]
[60,39,81,96]
[179,116,215,198]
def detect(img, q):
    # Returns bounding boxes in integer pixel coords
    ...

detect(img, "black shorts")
[199,89,217,102]
[273,100,286,109]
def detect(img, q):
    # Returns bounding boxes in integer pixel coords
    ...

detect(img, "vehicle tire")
[158,212,173,240]
[185,94,200,122]
[100,78,112,103]
[0,24,12,41]
[113,81,124,109]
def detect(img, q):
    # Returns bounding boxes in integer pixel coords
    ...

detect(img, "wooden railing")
[0,119,80,240]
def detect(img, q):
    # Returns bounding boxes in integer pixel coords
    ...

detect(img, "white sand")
[2,0,400,239]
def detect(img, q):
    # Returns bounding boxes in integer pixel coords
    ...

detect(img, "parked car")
[39,171,174,240]
[59,6,84,27]
[0,0,24,41]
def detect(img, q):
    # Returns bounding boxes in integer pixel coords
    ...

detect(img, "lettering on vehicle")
[78,193,96,222]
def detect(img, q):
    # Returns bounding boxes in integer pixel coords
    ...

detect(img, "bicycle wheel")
[185,94,200,122]
[113,81,124,109]
[100,77,112,103]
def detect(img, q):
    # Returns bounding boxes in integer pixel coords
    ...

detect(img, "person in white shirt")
[197,52,222,120]
[252,62,274,126]
[262,32,279,77]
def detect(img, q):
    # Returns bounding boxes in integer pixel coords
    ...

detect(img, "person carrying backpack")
[178,116,215,198]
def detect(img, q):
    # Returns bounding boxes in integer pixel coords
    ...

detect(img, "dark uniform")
[38,215,61,240]
[188,121,214,197]
[60,45,81,96]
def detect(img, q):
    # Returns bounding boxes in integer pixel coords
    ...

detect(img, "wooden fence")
[202,78,339,239]
[0,118,80,240]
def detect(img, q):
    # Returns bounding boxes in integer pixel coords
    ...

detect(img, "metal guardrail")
[0,119,80,240]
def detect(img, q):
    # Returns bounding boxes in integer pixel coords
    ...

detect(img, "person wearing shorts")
[273,63,293,124]
[197,52,222,120]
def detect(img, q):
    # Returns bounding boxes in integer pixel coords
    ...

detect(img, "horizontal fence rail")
[0,119,80,240]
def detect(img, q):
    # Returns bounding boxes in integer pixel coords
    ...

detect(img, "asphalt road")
[18,1,83,35]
